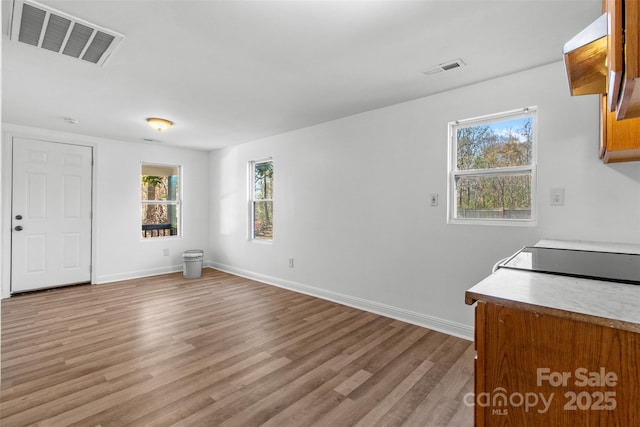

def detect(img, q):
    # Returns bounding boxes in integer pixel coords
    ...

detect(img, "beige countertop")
[465,240,640,333]
[535,239,640,254]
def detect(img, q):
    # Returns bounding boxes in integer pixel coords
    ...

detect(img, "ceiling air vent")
[10,0,124,66]
[423,58,466,76]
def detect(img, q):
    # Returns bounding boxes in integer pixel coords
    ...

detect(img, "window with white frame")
[448,107,536,224]
[141,163,181,238]
[250,159,273,240]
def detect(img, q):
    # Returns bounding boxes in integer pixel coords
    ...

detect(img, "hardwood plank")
[334,369,373,397]
[259,378,350,427]
[1,268,474,426]
[353,358,435,427]
[314,331,452,426]
[380,337,473,426]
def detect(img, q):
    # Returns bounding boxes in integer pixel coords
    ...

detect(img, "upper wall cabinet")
[606,0,623,112]
[564,13,608,96]
[601,94,640,162]
[564,0,640,163]
[610,0,640,119]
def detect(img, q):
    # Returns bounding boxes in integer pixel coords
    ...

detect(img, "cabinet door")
[475,301,640,426]
[606,0,623,112]
[601,94,640,162]
[616,0,640,118]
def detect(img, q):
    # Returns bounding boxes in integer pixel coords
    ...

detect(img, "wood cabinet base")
[473,301,640,426]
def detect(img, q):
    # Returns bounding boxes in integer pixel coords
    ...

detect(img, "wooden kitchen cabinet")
[472,299,640,426]
[566,0,640,162]
[601,0,640,162]
[605,0,622,112]
[611,0,640,119]
[601,94,640,162]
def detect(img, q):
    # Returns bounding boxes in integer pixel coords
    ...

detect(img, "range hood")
[563,13,608,96]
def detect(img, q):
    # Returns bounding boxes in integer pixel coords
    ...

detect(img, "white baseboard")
[2,265,183,297]
[207,261,474,341]
[95,264,182,284]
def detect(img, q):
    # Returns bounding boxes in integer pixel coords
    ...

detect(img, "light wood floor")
[1,268,474,426]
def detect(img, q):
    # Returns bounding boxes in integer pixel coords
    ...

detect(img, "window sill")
[140,235,183,242]
[447,218,537,227]
[249,238,274,245]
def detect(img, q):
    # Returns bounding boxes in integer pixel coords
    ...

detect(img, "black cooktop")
[498,247,640,285]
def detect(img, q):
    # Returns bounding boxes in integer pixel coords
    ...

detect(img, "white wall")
[92,136,210,283]
[1,125,210,297]
[208,62,640,339]
[2,62,638,337]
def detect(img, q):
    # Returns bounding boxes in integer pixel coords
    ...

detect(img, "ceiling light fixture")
[146,117,173,131]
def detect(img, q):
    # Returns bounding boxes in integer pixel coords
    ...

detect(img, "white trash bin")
[182,249,204,279]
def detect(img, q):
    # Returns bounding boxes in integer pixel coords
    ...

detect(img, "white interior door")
[11,138,93,293]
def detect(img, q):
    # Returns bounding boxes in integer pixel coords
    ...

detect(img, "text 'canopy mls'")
[457,117,533,171]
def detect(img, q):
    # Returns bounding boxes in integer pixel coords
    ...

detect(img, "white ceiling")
[2,0,602,151]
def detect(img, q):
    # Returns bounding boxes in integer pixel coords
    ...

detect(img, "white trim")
[206,261,474,341]
[448,106,537,226]
[453,165,532,177]
[249,239,274,246]
[249,158,274,242]
[95,264,182,284]
[448,217,537,227]
[452,106,534,126]
[140,162,182,239]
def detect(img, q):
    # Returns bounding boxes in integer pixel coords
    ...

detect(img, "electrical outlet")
[550,188,565,206]
[289,258,294,268]
[430,193,438,207]
[163,248,170,256]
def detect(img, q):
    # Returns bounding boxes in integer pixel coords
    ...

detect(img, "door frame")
[2,128,99,298]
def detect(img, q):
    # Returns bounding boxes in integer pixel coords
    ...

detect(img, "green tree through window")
[449,108,536,223]
[141,164,180,238]
[251,159,273,240]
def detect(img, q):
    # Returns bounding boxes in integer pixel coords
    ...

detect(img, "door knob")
[14,226,23,231]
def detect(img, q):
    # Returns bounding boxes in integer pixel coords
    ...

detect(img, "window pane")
[141,163,180,239]
[457,117,532,171]
[141,203,179,238]
[253,201,273,239]
[141,174,179,201]
[254,161,273,200]
[455,174,531,220]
